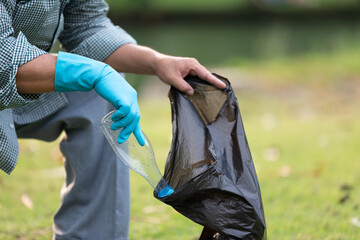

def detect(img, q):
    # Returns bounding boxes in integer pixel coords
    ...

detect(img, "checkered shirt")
[0,0,137,174]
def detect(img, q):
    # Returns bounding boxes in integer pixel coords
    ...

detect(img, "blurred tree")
[252,0,360,8]
[106,0,360,14]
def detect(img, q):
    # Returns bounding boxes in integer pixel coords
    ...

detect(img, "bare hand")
[153,54,226,95]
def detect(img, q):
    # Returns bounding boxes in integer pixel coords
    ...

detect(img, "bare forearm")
[104,43,226,95]
[16,54,56,94]
[14,45,156,95]
[15,44,225,96]
[104,44,160,75]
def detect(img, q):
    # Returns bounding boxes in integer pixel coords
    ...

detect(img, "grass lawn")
[1,50,360,239]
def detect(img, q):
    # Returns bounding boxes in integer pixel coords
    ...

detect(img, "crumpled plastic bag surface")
[155,74,266,240]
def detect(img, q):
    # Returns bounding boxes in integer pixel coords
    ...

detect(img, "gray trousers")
[15,91,130,240]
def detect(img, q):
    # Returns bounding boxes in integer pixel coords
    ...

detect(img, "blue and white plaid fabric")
[0,0,137,174]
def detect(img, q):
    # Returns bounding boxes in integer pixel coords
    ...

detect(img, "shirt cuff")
[0,31,47,110]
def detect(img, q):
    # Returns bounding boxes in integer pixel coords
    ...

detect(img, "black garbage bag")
[155,74,266,240]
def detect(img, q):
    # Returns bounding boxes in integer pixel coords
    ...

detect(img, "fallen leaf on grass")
[21,194,33,209]
[39,167,65,179]
[350,217,360,227]
[131,215,169,224]
[340,183,353,192]
[51,145,63,164]
[338,193,350,204]
[279,166,291,177]
[143,205,163,214]
[317,135,329,148]
[312,161,326,178]
[338,183,353,204]
[263,147,281,162]
[27,141,40,154]
[261,113,277,131]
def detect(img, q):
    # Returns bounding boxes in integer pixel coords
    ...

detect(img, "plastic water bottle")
[100,110,174,198]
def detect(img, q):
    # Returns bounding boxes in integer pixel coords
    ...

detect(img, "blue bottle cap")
[157,185,174,198]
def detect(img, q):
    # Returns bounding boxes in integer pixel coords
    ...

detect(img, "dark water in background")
[49,17,360,87]
[123,19,360,65]
[113,18,360,87]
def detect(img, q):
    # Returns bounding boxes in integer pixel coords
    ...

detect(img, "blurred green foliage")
[107,0,247,13]
[106,0,360,14]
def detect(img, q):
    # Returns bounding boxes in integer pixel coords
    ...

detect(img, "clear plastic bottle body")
[100,110,174,198]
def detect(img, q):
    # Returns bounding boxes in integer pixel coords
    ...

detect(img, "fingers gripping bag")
[154,74,266,240]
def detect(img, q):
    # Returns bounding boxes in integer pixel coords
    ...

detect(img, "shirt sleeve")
[59,0,137,62]
[0,1,47,111]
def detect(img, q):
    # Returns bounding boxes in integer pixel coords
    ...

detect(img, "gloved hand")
[54,51,145,146]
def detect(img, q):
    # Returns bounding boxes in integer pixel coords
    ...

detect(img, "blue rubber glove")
[54,51,145,146]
